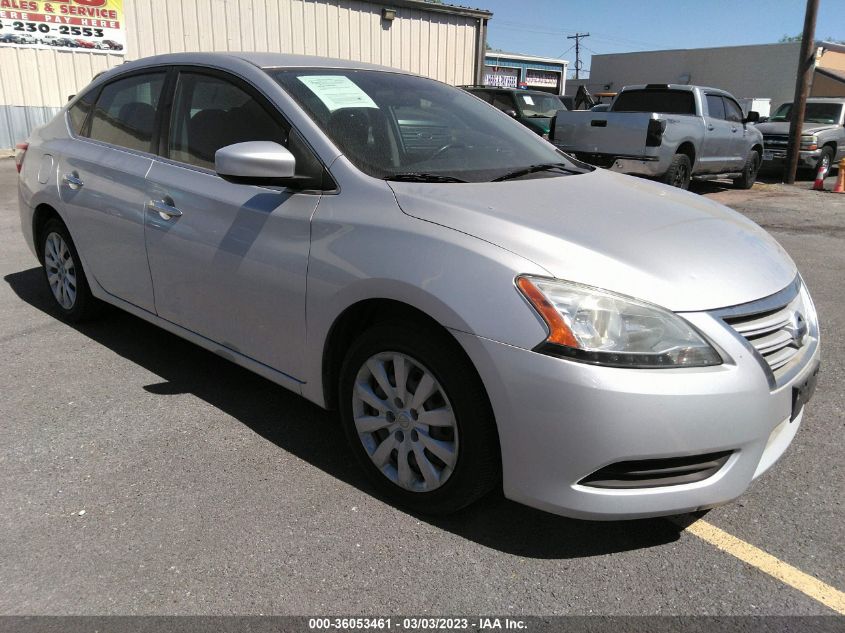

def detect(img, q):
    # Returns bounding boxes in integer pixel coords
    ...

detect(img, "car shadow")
[4,266,686,560]
[689,173,794,195]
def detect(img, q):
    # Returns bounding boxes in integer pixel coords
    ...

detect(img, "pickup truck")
[756,97,845,175]
[551,84,764,190]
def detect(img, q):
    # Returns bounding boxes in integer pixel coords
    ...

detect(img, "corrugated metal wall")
[1,0,482,147]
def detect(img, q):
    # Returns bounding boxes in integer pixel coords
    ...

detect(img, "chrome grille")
[719,280,814,386]
[763,134,789,149]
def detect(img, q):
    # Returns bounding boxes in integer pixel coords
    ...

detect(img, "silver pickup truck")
[551,84,763,190]
[757,98,845,175]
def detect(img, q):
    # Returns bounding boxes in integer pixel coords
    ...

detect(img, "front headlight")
[800,135,819,150]
[516,276,722,368]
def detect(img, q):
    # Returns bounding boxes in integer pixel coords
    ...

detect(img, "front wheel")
[732,149,760,189]
[662,153,692,190]
[338,322,500,514]
[816,146,835,179]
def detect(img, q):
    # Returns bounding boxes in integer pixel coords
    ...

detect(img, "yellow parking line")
[670,516,845,615]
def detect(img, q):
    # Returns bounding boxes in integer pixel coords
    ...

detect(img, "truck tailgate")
[552,111,656,157]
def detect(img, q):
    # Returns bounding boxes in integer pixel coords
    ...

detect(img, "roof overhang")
[368,0,492,20]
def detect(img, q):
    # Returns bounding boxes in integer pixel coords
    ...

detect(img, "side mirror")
[504,108,518,118]
[744,111,760,124]
[215,141,297,186]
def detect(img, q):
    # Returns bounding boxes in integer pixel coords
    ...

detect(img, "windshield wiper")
[384,173,468,183]
[491,162,575,182]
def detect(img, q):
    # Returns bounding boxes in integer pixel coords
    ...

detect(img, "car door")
[143,69,322,380]
[723,96,749,170]
[58,71,165,313]
[699,93,733,174]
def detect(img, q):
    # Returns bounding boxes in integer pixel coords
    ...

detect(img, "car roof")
[114,51,405,75]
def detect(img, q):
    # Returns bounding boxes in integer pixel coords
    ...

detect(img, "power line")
[492,20,663,49]
[557,44,576,58]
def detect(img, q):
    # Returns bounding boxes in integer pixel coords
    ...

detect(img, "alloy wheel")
[44,232,77,309]
[351,352,459,492]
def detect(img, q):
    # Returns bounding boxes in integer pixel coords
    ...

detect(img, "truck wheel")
[732,150,760,190]
[816,146,835,178]
[662,153,691,190]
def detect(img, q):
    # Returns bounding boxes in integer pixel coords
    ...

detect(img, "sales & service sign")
[0,0,125,54]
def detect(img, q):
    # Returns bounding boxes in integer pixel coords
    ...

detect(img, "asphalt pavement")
[0,159,843,616]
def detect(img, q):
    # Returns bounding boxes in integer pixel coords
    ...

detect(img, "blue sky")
[482,0,845,78]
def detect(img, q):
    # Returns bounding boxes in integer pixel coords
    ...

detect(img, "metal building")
[0,0,492,149]
[571,41,845,111]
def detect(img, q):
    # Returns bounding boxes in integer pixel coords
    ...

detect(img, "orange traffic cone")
[812,163,827,191]
[833,159,845,193]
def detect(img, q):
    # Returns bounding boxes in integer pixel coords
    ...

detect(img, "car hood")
[388,169,796,312]
[756,121,840,135]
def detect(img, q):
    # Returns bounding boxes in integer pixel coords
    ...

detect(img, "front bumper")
[762,147,822,170]
[452,287,820,520]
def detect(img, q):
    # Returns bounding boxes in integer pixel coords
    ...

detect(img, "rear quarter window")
[67,89,97,136]
[612,90,695,115]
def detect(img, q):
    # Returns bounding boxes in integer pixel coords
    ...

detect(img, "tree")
[779,33,845,43]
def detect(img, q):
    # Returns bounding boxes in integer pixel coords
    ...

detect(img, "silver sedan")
[16,52,820,519]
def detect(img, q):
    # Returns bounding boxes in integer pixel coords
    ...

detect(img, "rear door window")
[612,89,695,115]
[88,73,165,152]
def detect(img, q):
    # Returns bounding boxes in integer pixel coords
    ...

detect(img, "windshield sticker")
[297,75,378,112]
[522,95,535,105]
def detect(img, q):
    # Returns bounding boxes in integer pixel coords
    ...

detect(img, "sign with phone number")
[0,0,125,54]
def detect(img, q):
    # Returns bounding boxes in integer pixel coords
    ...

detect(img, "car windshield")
[770,102,844,124]
[515,93,566,117]
[269,69,584,182]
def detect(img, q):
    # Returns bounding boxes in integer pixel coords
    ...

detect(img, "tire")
[39,218,100,322]
[338,321,500,515]
[816,146,835,179]
[661,153,692,190]
[732,149,760,189]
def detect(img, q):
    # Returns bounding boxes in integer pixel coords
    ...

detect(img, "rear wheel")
[338,321,499,514]
[662,153,692,190]
[732,149,760,189]
[39,218,99,322]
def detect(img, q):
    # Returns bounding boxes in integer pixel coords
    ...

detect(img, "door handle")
[146,199,183,220]
[731,127,738,133]
[62,172,84,190]
[707,124,715,131]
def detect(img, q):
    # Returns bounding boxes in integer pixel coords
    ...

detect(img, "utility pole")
[567,32,590,80]
[784,0,819,184]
